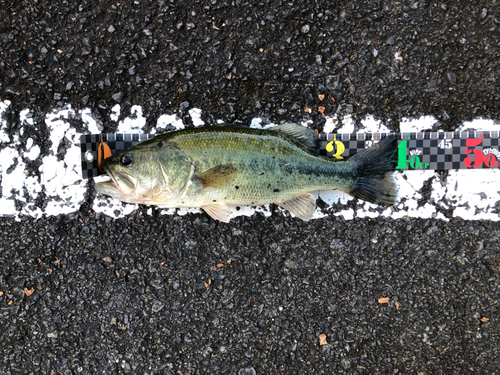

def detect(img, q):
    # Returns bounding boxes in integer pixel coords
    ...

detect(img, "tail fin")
[348,135,398,205]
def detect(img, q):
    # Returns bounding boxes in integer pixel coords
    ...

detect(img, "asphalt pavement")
[1,1,500,373]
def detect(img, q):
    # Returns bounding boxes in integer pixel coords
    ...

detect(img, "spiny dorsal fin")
[278,193,316,221]
[268,123,317,151]
[193,164,237,190]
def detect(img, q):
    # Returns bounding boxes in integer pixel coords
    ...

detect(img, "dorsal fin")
[268,123,317,151]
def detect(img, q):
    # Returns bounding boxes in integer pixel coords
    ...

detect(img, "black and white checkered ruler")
[318,131,500,171]
[80,131,500,179]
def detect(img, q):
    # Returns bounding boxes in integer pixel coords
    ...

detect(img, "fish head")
[95,141,193,205]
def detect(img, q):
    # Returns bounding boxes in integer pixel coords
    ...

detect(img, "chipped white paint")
[117,105,146,133]
[40,107,89,216]
[156,114,184,131]
[323,114,356,134]
[360,116,391,133]
[110,104,121,122]
[80,108,102,133]
[400,115,437,132]
[1,101,499,222]
[250,118,264,128]
[189,108,205,127]
[0,100,11,143]
[25,138,40,160]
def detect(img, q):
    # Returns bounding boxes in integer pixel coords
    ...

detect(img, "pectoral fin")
[193,164,237,191]
[278,193,316,221]
[202,202,232,223]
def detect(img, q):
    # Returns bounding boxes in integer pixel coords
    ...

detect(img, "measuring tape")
[80,131,500,179]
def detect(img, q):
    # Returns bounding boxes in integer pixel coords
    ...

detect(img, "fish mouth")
[99,165,136,192]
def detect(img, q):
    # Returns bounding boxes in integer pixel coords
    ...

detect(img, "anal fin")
[278,193,316,221]
[202,202,232,223]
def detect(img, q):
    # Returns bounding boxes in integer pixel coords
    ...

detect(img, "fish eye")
[120,154,133,166]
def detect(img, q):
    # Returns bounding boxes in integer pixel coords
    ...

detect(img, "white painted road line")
[1,100,499,221]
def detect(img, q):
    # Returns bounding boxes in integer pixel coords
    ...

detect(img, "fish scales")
[168,128,357,206]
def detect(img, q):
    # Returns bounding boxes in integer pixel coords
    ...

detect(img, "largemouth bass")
[95,124,398,222]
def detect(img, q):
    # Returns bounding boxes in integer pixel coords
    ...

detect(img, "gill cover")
[96,140,193,205]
